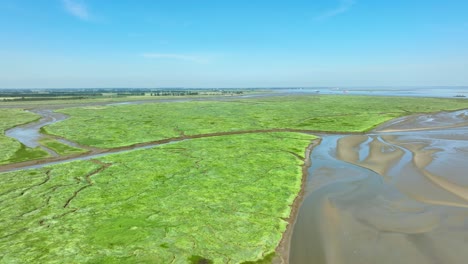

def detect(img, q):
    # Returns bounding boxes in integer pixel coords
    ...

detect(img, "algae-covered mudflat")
[45,95,468,148]
[1,132,314,263]
[0,95,467,263]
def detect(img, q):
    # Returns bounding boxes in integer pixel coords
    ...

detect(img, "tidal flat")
[290,110,468,264]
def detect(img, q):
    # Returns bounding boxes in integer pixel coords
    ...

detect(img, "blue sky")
[1,0,467,88]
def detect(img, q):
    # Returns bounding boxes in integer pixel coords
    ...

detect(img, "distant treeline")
[116,92,146,96]
[150,91,198,96]
[150,90,243,96]
[0,92,103,97]
[0,88,246,102]
[2,96,96,102]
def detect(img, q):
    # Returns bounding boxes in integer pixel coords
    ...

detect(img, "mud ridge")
[63,160,112,208]
[0,129,348,173]
[274,138,321,264]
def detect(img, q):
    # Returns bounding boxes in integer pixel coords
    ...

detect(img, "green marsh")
[0,133,314,263]
[45,95,468,148]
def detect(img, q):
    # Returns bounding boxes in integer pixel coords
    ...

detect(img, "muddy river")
[289,110,468,264]
[4,110,72,156]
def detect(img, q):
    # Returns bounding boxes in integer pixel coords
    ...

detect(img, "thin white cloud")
[62,0,90,21]
[315,0,355,21]
[141,53,209,63]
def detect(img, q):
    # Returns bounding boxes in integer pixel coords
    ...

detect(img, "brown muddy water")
[289,110,468,264]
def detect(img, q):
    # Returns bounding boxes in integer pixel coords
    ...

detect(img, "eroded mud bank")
[290,110,468,264]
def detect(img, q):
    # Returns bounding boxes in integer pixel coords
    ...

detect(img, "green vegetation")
[2,95,467,263]
[0,109,49,164]
[38,138,88,156]
[0,88,247,99]
[0,88,259,105]
[3,143,50,164]
[0,133,315,263]
[45,95,468,148]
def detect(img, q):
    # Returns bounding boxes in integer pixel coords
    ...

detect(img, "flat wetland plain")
[1,93,467,263]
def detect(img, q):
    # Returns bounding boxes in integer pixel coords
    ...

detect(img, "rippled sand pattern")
[290,110,468,264]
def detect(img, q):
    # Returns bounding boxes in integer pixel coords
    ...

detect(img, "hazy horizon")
[1,86,468,90]
[1,0,468,88]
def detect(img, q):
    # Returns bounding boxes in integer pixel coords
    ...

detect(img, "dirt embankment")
[274,138,321,264]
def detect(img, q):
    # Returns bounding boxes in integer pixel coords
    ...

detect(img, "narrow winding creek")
[4,109,78,157]
[290,110,468,264]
